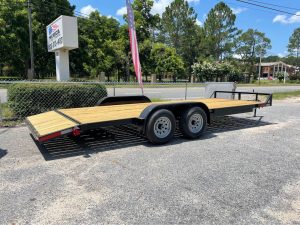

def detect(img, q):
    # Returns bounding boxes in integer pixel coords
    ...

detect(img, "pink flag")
[126,0,143,92]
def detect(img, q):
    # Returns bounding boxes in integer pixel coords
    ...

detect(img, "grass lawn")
[241,80,300,86]
[0,103,21,127]
[272,90,300,100]
[0,103,14,118]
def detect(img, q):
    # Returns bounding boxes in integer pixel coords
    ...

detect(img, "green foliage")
[8,83,107,117]
[150,43,185,81]
[289,72,300,81]
[0,0,283,83]
[288,28,300,68]
[159,0,201,74]
[288,28,300,57]
[276,72,285,82]
[203,2,239,60]
[235,29,271,75]
[132,0,160,42]
[192,60,241,82]
[0,0,75,78]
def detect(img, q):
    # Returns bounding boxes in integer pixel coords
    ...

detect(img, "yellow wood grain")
[59,98,259,124]
[27,111,78,136]
[27,98,260,137]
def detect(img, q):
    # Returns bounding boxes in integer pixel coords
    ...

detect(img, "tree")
[121,0,160,81]
[203,2,239,60]
[159,0,201,77]
[0,0,29,76]
[150,43,184,81]
[31,0,75,78]
[0,0,75,78]
[235,29,271,76]
[76,12,120,80]
[132,0,160,42]
[288,28,300,67]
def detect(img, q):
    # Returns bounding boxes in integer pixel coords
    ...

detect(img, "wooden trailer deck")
[27,98,262,139]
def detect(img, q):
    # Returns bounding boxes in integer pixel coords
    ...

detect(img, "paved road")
[1,99,299,224]
[1,85,300,103]
[108,85,300,100]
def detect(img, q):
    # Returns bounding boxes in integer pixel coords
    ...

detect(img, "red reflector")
[72,128,81,136]
[39,132,61,142]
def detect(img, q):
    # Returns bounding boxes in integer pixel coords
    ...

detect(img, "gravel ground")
[0,99,299,225]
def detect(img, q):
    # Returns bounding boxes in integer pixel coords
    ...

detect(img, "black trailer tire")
[146,109,176,144]
[179,107,207,139]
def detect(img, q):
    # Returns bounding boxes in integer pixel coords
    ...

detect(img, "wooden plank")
[59,99,259,124]
[27,111,78,137]
[27,98,261,137]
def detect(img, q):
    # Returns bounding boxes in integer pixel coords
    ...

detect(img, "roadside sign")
[46,15,78,52]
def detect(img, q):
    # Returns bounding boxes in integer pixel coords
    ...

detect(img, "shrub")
[192,60,242,82]
[289,73,300,81]
[8,83,107,118]
[276,72,285,82]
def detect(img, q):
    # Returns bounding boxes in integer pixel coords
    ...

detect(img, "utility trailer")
[26,91,272,144]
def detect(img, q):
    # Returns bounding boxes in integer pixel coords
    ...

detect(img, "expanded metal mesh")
[204,82,237,99]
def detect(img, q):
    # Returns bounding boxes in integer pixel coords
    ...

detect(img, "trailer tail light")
[38,127,80,142]
[72,127,81,136]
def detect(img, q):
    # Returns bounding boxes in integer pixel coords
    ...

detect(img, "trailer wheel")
[146,109,176,144]
[180,107,207,139]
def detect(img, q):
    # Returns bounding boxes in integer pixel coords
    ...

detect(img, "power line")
[30,1,107,25]
[27,0,35,79]
[249,0,300,12]
[33,0,93,18]
[224,0,279,16]
[236,0,300,16]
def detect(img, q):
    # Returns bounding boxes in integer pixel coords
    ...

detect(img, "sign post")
[47,16,78,81]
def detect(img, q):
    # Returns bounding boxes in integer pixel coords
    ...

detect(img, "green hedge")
[8,83,107,118]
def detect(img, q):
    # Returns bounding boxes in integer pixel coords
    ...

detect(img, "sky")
[69,0,300,57]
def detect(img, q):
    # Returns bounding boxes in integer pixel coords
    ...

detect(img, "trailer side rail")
[212,91,273,107]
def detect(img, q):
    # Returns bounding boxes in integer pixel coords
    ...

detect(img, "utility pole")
[27,0,35,79]
[258,49,262,85]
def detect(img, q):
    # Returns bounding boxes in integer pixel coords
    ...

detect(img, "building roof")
[256,61,296,68]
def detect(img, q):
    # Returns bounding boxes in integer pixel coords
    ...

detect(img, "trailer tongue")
[26,91,272,144]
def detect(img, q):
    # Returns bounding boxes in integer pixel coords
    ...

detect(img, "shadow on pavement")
[34,116,274,161]
[0,148,7,159]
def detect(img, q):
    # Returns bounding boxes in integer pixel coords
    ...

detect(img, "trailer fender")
[96,95,151,106]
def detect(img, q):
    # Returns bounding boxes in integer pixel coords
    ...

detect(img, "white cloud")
[151,0,200,16]
[277,51,288,57]
[273,12,300,24]
[277,53,284,57]
[233,54,242,59]
[117,0,200,17]
[80,5,97,16]
[196,19,203,26]
[231,7,247,15]
[116,6,127,16]
[107,15,119,21]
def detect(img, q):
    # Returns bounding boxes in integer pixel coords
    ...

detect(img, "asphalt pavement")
[0,98,299,224]
[108,85,300,100]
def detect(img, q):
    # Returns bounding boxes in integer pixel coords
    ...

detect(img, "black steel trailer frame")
[26,91,272,143]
